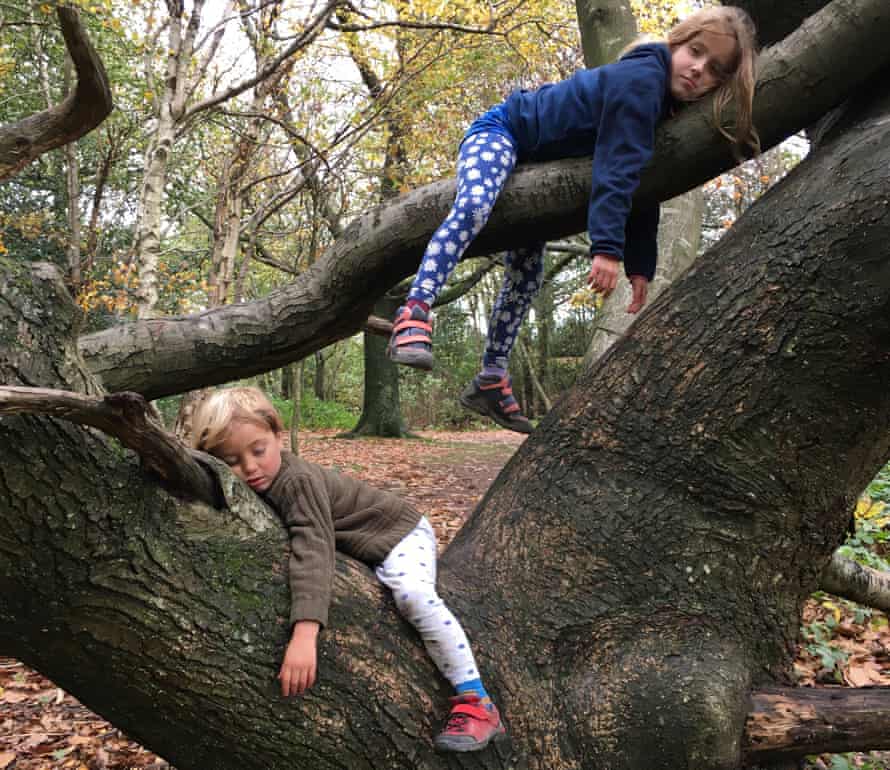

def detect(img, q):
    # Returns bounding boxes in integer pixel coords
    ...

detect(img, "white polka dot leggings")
[375,517,481,689]
[407,131,545,371]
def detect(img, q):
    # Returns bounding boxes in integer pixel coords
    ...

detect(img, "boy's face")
[669,31,737,102]
[214,419,283,492]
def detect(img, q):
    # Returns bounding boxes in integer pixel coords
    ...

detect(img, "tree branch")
[0,6,112,181]
[0,386,220,507]
[182,0,341,121]
[79,0,890,400]
[744,686,890,761]
[820,551,890,613]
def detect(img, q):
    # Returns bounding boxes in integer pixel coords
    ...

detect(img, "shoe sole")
[386,346,433,371]
[434,727,507,753]
[459,391,533,434]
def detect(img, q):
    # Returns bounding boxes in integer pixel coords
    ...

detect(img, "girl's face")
[214,419,283,492]
[669,30,738,102]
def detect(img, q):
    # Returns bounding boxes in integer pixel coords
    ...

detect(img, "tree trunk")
[5,76,890,767]
[575,0,637,67]
[314,350,327,400]
[6,3,890,768]
[348,295,410,438]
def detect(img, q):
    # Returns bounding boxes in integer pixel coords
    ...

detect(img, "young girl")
[387,6,759,433]
[191,387,505,752]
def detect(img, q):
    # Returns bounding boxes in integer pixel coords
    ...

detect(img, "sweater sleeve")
[588,61,665,262]
[269,470,336,629]
[623,203,660,281]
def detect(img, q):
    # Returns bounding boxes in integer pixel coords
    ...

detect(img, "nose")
[241,455,258,474]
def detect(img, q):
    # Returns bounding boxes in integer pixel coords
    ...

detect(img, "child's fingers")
[278,665,292,697]
[626,279,647,313]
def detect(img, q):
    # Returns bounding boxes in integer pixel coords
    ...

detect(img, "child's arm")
[278,620,320,696]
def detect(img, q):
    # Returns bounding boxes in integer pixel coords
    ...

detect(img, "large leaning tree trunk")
[5,1,890,768]
[5,67,890,770]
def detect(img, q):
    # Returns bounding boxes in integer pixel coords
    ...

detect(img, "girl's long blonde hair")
[624,7,760,156]
[668,6,760,156]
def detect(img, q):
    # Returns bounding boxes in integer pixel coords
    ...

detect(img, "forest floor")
[2,428,889,769]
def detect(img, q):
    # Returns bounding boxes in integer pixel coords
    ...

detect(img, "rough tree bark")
[4,2,890,769]
[77,0,890,401]
[5,63,890,768]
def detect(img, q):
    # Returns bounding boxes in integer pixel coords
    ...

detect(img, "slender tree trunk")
[314,350,326,400]
[349,294,409,438]
[290,361,302,455]
[62,56,82,290]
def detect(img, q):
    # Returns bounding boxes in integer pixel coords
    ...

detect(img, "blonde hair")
[624,7,760,156]
[191,386,284,453]
[668,6,760,156]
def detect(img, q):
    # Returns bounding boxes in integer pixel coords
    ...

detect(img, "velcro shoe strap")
[499,401,520,414]
[395,334,431,347]
[451,703,490,721]
[394,319,432,334]
[479,377,509,392]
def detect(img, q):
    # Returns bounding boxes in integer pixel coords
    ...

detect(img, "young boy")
[191,386,506,752]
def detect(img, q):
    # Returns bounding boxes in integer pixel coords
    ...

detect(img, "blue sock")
[456,677,490,704]
[481,365,506,380]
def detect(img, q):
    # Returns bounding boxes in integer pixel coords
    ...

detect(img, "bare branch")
[183,0,343,121]
[0,387,220,507]
[0,7,112,181]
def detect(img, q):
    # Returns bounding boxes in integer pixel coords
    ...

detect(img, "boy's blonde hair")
[191,387,284,453]
[624,7,760,156]
[668,6,760,156]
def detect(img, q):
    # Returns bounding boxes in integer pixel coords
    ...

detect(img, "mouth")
[247,477,266,489]
[681,76,696,91]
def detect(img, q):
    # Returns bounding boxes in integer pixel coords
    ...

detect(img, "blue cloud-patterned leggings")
[407,131,545,371]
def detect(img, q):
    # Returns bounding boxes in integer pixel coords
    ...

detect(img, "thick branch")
[78,0,890,400]
[744,686,890,761]
[820,552,890,613]
[0,386,219,506]
[0,7,112,181]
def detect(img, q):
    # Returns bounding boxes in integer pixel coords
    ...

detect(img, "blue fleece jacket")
[474,44,674,281]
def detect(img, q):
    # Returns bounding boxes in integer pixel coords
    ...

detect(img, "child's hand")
[588,254,620,296]
[626,275,649,314]
[278,620,319,697]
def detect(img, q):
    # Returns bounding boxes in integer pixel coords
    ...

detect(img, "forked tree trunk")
[3,54,890,770]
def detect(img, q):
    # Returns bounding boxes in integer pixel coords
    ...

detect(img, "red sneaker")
[434,694,506,752]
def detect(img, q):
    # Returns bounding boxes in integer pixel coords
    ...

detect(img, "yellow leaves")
[569,287,602,310]
[854,495,889,529]
[821,599,842,625]
[39,4,53,14]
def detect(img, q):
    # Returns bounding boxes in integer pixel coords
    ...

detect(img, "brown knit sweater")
[261,452,422,628]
